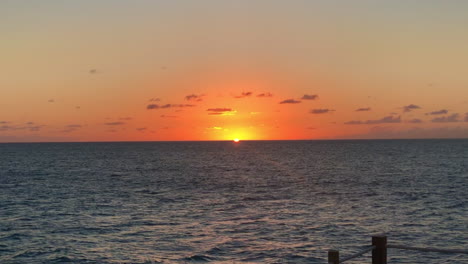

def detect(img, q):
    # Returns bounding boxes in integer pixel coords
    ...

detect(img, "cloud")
[465,113,468,122]
[403,104,421,112]
[2,126,41,132]
[301,94,319,100]
[431,113,460,123]
[61,124,82,133]
[426,109,448,115]
[48,99,55,103]
[172,104,195,108]
[356,107,371,112]
[368,115,401,124]
[279,99,301,104]
[207,108,232,112]
[147,104,162,109]
[408,118,423,123]
[136,127,147,131]
[0,121,10,124]
[29,127,41,132]
[119,117,133,120]
[105,122,125,126]
[185,94,204,101]
[257,93,273,98]
[147,104,195,110]
[207,108,236,116]
[27,125,43,132]
[160,115,178,118]
[208,126,223,130]
[345,115,401,125]
[89,69,97,74]
[149,98,161,102]
[0,123,44,132]
[234,92,253,98]
[0,135,75,143]
[76,106,81,109]
[310,109,334,114]
[346,126,468,140]
[0,125,13,132]
[344,120,364,125]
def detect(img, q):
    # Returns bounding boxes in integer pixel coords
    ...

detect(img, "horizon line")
[1,137,468,144]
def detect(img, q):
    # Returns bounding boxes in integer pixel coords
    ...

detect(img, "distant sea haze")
[1,140,467,264]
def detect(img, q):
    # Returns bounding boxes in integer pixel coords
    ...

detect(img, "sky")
[1,0,468,142]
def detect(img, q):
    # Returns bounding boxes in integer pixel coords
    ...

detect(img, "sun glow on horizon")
[233,138,240,143]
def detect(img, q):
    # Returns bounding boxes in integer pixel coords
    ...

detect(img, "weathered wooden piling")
[372,235,387,264]
[328,249,339,264]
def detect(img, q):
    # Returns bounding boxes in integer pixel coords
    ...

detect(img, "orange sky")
[1,1,468,142]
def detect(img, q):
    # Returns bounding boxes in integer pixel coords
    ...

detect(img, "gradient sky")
[2,0,468,142]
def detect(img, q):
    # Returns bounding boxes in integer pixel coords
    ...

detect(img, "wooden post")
[372,235,387,264]
[328,249,339,264]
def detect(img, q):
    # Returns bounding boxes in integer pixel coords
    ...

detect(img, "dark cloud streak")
[147,104,195,110]
[403,104,421,112]
[185,94,204,101]
[234,92,253,98]
[408,119,423,123]
[310,109,334,114]
[279,99,301,104]
[356,107,371,112]
[257,93,273,98]
[426,109,448,115]
[0,123,44,132]
[345,115,401,125]
[301,94,318,100]
[207,108,232,112]
[431,113,460,123]
[105,122,126,126]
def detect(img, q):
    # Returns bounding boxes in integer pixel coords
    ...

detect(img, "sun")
[233,138,240,143]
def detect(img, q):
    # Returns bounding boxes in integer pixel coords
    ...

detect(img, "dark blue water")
[0,140,467,264]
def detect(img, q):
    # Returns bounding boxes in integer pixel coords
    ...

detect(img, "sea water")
[0,140,467,264]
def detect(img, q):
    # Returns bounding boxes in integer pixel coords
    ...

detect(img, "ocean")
[0,140,467,264]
